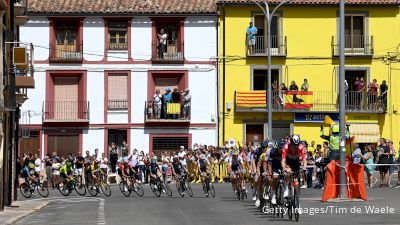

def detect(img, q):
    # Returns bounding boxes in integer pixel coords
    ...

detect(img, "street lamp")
[250,0,292,140]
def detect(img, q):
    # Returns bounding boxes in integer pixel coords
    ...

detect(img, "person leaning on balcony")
[301,79,309,91]
[181,88,192,120]
[289,81,298,91]
[246,22,257,54]
[379,80,388,111]
[172,88,181,119]
[368,79,378,110]
[356,77,366,110]
[157,29,168,59]
[153,89,162,119]
[279,83,288,107]
[163,87,172,119]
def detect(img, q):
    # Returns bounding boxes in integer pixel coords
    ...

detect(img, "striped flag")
[284,91,313,109]
[236,91,266,108]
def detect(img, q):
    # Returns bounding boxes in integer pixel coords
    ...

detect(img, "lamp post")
[250,0,292,140]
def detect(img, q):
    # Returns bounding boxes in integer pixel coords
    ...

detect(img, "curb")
[1,201,49,225]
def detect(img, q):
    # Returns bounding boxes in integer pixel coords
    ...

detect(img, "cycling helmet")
[66,160,72,167]
[290,135,300,145]
[200,154,206,160]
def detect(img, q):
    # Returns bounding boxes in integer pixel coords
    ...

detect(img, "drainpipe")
[216,13,220,146]
[222,6,226,145]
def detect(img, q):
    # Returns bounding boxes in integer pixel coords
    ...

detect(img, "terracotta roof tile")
[26,0,219,15]
[218,0,399,5]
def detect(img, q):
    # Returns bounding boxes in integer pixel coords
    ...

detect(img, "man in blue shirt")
[246,22,258,54]
[163,87,172,119]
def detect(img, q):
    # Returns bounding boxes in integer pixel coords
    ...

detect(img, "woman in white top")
[138,151,145,183]
[157,29,168,59]
[51,157,61,187]
[153,89,162,119]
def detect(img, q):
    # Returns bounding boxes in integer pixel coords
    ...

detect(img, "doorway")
[246,124,264,146]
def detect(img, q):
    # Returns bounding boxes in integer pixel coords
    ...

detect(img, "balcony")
[152,40,184,64]
[246,36,287,57]
[108,99,128,111]
[49,43,83,63]
[332,35,373,57]
[235,91,385,113]
[108,42,128,51]
[13,43,35,89]
[14,0,28,26]
[144,101,190,123]
[43,101,90,123]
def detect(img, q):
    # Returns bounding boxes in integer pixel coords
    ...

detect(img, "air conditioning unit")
[13,47,28,65]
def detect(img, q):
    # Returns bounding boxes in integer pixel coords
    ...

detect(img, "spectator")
[75,152,84,183]
[51,157,61,187]
[43,153,53,186]
[368,79,378,110]
[181,88,191,120]
[359,145,376,188]
[388,141,395,187]
[377,138,390,187]
[161,151,170,183]
[352,143,362,164]
[279,83,288,107]
[306,152,315,188]
[100,153,108,182]
[379,80,388,111]
[109,143,119,173]
[301,79,309,91]
[120,141,129,162]
[163,87,172,119]
[34,153,42,178]
[147,101,153,120]
[246,22,257,54]
[172,88,181,119]
[289,81,298,91]
[356,77,366,110]
[138,151,145,183]
[308,140,315,154]
[157,29,167,59]
[153,89,162,119]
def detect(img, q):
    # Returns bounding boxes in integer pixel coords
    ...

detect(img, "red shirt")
[282,143,305,160]
[356,81,365,92]
[368,82,378,95]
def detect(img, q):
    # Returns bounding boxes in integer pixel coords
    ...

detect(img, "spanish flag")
[284,91,313,109]
[167,103,181,114]
[236,91,266,108]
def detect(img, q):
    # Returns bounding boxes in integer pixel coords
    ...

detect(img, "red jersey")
[282,143,305,160]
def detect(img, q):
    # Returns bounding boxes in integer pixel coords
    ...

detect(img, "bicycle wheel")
[87,183,98,197]
[19,183,32,198]
[133,183,144,197]
[294,186,300,222]
[176,180,184,197]
[37,183,49,197]
[162,182,173,197]
[58,181,70,196]
[74,181,87,196]
[242,189,247,200]
[100,182,112,197]
[119,182,131,197]
[209,182,216,198]
[185,181,193,197]
[150,183,161,197]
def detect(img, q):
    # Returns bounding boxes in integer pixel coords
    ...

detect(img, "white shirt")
[35,158,42,173]
[159,33,167,45]
[154,94,162,105]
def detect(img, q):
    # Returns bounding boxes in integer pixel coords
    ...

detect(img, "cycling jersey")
[198,159,209,172]
[149,162,158,174]
[60,164,73,176]
[229,156,243,172]
[172,162,184,175]
[282,143,305,172]
[270,147,283,174]
[258,152,267,174]
[118,163,134,177]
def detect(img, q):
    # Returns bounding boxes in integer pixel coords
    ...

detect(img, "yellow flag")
[167,103,181,114]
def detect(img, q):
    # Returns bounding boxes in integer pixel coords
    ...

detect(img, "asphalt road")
[15,182,400,225]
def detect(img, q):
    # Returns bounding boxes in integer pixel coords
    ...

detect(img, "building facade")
[19,0,219,158]
[218,0,400,149]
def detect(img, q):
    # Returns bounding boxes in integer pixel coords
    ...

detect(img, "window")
[56,24,77,45]
[108,74,128,110]
[345,15,365,49]
[252,69,279,91]
[48,134,79,157]
[154,21,183,61]
[108,22,128,50]
[252,15,279,48]
[108,129,127,147]
[52,22,82,61]
[152,136,189,157]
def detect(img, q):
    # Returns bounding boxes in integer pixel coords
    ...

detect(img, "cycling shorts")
[285,155,300,173]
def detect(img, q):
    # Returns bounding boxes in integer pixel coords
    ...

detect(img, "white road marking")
[97,198,106,225]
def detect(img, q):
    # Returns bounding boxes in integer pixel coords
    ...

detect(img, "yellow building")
[218,0,400,152]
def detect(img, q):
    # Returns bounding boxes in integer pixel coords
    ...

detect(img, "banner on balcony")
[236,91,266,108]
[167,103,181,114]
[284,91,313,109]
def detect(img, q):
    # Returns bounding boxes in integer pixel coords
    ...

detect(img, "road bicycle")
[19,176,49,198]
[119,176,144,197]
[87,171,112,197]
[150,176,172,197]
[202,172,215,198]
[175,172,193,197]
[58,175,86,196]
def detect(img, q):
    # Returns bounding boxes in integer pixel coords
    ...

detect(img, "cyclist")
[281,134,307,198]
[247,146,257,200]
[171,157,188,194]
[269,140,284,205]
[255,141,268,207]
[118,160,136,191]
[198,153,211,195]
[60,158,74,184]
[228,149,246,195]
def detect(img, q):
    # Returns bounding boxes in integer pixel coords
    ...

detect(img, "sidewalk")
[0,200,49,225]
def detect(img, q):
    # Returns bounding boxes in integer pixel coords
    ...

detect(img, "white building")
[19,0,219,158]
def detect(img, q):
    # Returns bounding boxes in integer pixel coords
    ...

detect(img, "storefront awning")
[349,123,380,143]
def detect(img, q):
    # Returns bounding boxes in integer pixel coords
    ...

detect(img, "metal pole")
[338,0,347,198]
[266,6,272,141]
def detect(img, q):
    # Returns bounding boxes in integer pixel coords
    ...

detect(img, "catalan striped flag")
[236,91,266,108]
[284,91,313,109]
[167,103,181,114]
